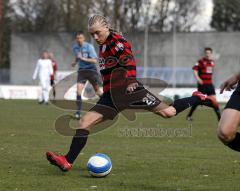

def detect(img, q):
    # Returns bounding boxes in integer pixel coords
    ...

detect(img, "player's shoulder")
[197,57,206,65]
[198,57,205,62]
[85,42,95,49]
[111,33,128,43]
[72,43,79,48]
[72,43,80,52]
[111,33,131,50]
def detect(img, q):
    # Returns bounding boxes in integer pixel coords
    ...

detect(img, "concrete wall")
[11,33,75,85]
[11,32,240,86]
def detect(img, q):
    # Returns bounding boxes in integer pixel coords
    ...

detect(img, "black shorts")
[77,69,102,86]
[89,86,161,120]
[50,79,55,86]
[198,84,216,95]
[225,88,240,111]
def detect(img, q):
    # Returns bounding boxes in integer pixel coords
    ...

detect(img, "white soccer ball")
[87,153,112,177]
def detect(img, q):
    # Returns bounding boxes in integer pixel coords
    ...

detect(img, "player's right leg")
[217,109,240,150]
[75,82,85,119]
[46,111,104,172]
[46,92,118,172]
[217,90,240,151]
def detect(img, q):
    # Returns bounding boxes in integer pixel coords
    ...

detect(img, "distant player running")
[217,72,240,151]
[72,31,102,119]
[186,47,221,121]
[46,15,217,172]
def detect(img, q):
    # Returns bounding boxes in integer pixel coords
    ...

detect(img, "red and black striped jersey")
[98,32,137,93]
[50,60,57,80]
[192,57,215,85]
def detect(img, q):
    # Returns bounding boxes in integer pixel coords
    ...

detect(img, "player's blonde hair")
[88,14,122,35]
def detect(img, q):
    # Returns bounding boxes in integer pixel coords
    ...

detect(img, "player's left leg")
[153,91,206,118]
[75,82,85,119]
[186,104,198,121]
[186,84,204,120]
[207,94,221,120]
[87,70,103,97]
[41,77,50,104]
[93,84,103,97]
[50,79,56,99]
[217,109,240,151]
[38,80,44,104]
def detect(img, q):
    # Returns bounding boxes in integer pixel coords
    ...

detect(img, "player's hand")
[220,75,238,94]
[71,62,77,67]
[198,79,203,85]
[127,82,139,93]
[78,56,87,62]
[77,52,87,62]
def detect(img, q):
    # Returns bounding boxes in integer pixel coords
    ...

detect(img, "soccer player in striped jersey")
[186,47,221,121]
[217,72,240,152]
[46,15,217,172]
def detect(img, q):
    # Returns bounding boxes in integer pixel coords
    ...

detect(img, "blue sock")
[76,95,82,113]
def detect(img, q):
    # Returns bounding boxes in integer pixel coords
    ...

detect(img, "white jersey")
[32,59,53,80]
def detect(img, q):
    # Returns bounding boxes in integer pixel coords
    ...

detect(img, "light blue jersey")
[72,42,97,70]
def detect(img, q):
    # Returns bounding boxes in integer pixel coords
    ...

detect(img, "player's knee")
[79,118,91,130]
[77,90,82,96]
[156,108,175,118]
[217,124,235,144]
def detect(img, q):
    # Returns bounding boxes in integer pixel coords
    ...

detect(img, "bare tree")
[150,0,171,32]
[9,0,203,33]
[175,0,202,32]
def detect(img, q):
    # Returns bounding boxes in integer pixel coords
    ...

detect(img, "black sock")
[187,104,198,117]
[53,88,56,98]
[213,107,221,121]
[172,96,201,115]
[65,129,89,164]
[76,95,82,113]
[227,132,240,152]
[202,100,221,121]
[202,99,214,107]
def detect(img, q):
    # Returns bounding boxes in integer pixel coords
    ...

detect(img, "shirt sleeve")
[32,60,40,80]
[49,60,53,76]
[88,44,98,59]
[54,61,57,72]
[72,44,79,57]
[192,60,200,70]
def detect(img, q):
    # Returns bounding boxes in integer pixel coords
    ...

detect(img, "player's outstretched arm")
[220,72,240,94]
[193,70,203,85]
[32,60,40,80]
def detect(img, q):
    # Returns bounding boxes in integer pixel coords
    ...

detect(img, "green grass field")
[1,100,240,191]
